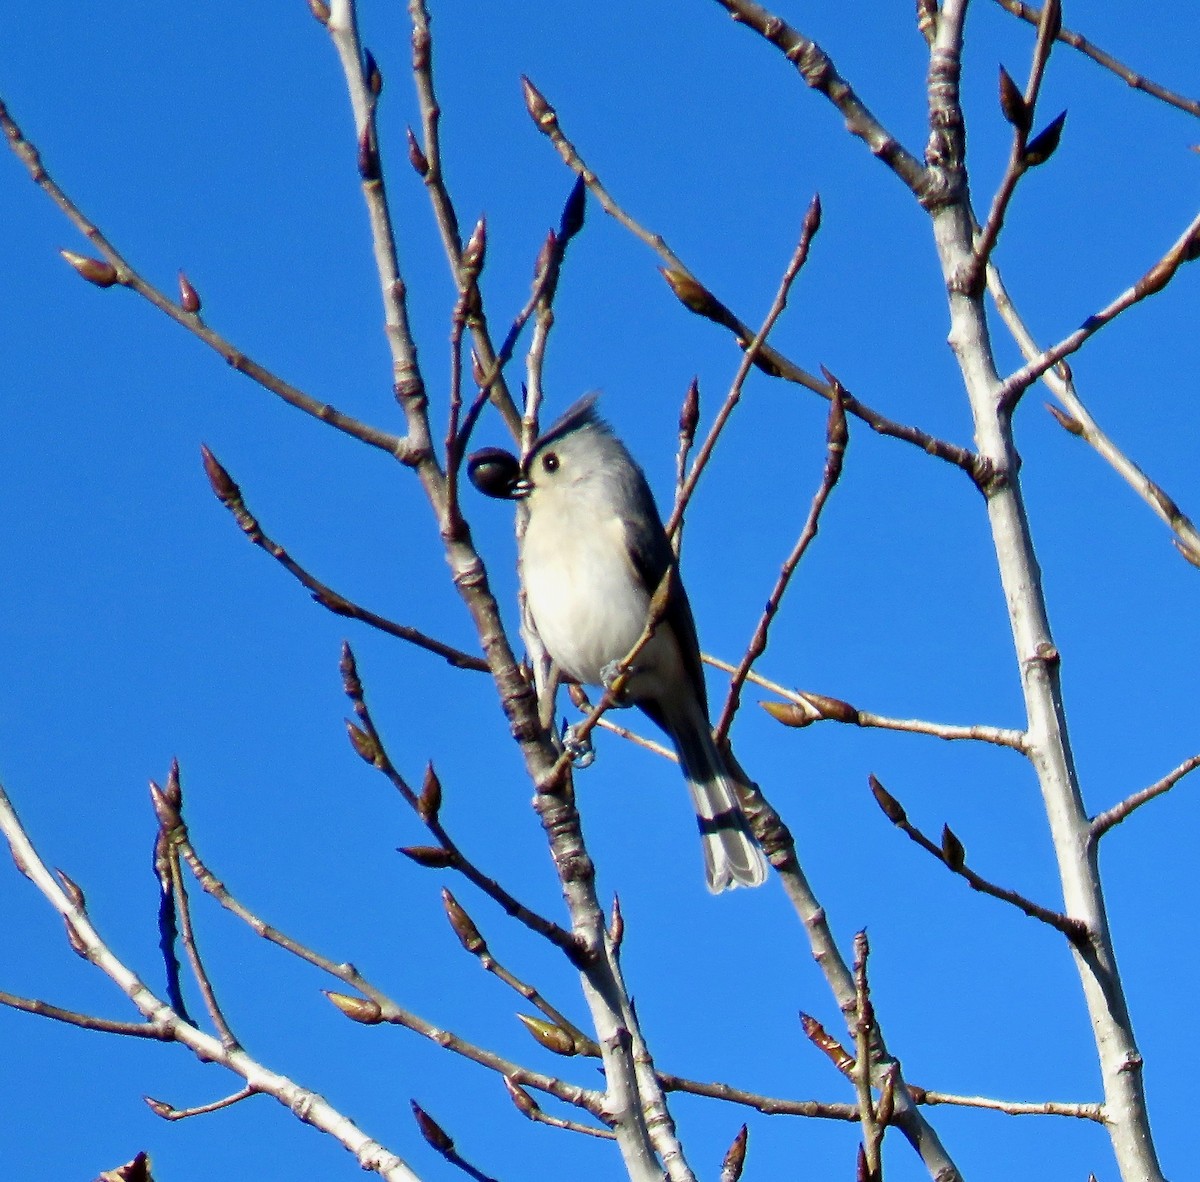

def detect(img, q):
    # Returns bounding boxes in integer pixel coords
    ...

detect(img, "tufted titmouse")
[468,395,768,893]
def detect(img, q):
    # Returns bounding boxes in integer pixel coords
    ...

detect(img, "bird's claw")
[599,660,634,706]
[562,721,595,768]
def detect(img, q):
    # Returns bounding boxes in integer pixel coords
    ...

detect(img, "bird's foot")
[561,721,595,768]
[599,660,635,706]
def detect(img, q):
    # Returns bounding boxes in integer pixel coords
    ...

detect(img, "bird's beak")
[511,478,532,499]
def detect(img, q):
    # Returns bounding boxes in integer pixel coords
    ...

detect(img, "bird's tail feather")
[671,714,769,893]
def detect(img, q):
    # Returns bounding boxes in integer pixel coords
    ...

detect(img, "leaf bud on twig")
[357,124,380,181]
[461,216,487,278]
[661,267,720,318]
[442,889,486,955]
[411,1102,455,1153]
[559,174,587,241]
[868,775,907,825]
[799,1012,855,1074]
[720,1124,749,1182]
[144,1096,174,1120]
[800,690,859,724]
[177,270,201,314]
[503,1075,540,1117]
[406,128,430,178]
[339,642,363,700]
[164,758,183,808]
[56,868,86,910]
[398,844,455,868]
[517,1012,579,1056]
[364,49,383,96]
[997,65,1030,132]
[417,763,442,822]
[520,75,558,132]
[307,0,330,25]
[940,824,966,872]
[199,444,240,505]
[60,249,118,288]
[609,893,624,949]
[1022,111,1067,167]
[1045,402,1084,436]
[345,720,380,766]
[324,990,383,1025]
[760,699,818,728]
[678,377,700,439]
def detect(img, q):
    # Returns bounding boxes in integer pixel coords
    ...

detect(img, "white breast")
[521,509,648,686]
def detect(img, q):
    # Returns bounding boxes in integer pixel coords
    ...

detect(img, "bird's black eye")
[542,451,560,473]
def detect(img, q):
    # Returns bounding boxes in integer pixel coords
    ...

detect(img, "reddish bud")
[720,1125,749,1182]
[503,1075,540,1117]
[869,775,907,825]
[177,270,201,314]
[398,844,454,868]
[406,128,430,177]
[998,65,1030,132]
[418,763,442,822]
[60,249,118,288]
[307,0,331,24]
[346,720,380,765]
[678,378,700,439]
[200,444,239,504]
[411,1101,454,1153]
[517,1013,578,1056]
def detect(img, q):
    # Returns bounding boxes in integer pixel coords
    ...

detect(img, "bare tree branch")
[1089,754,1200,841]
[990,0,1200,118]
[995,209,1200,413]
[0,100,407,459]
[986,261,1200,566]
[0,778,424,1181]
[667,195,822,540]
[715,379,846,742]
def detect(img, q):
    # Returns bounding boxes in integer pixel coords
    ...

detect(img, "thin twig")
[517,78,982,483]
[868,775,1088,942]
[1089,754,1200,841]
[408,0,522,440]
[146,1086,257,1122]
[990,0,1200,118]
[0,992,171,1039]
[504,1076,617,1138]
[169,851,240,1051]
[169,816,607,1119]
[986,261,1200,566]
[967,0,1063,284]
[909,1085,1105,1121]
[0,777,422,1180]
[704,655,1028,750]
[200,447,488,671]
[852,932,883,1181]
[667,195,822,539]
[996,209,1200,413]
[441,888,601,1056]
[0,99,407,460]
[707,0,933,201]
[715,378,846,742]
[340,645,583,962]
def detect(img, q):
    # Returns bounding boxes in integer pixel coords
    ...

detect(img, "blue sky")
[1,3,1197,1181]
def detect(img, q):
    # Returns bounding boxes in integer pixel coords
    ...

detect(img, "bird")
[468,395,768,892]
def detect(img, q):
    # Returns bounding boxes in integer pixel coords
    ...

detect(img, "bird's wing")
[622,508,710,716]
